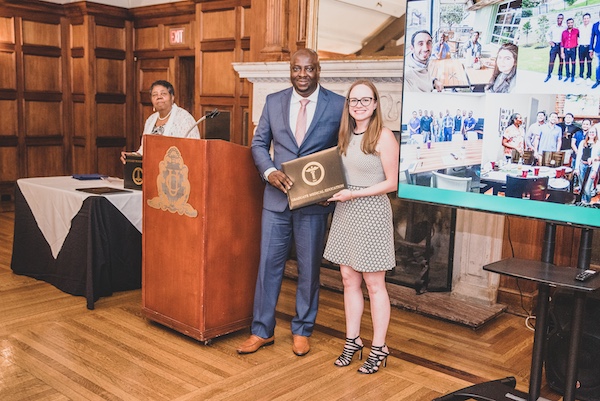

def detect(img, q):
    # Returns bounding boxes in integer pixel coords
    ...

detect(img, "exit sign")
[169,27,185,45]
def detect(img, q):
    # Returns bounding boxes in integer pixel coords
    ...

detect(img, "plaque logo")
[302,161,325,186]
[147,146,198,217]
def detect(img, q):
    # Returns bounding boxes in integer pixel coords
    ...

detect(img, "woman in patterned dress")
[323,79,399,374]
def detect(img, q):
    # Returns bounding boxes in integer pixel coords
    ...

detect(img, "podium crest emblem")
[147,146,198,217]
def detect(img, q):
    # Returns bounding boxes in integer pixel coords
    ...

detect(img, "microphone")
[185,108,220,136]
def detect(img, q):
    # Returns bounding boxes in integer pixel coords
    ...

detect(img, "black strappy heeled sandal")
[334,336,364,367]
[357,344,389,374]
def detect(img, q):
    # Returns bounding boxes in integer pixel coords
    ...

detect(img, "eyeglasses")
[347,97,373,107]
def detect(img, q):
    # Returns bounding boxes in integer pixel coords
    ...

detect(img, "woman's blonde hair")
[338,79,383,156]
[584,126,598,146]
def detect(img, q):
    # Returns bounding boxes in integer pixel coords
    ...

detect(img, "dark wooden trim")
[96,93,126,103]
[24,136,63,146]
[21,45,62,57]
[95,48,126,60]
[96,137,126,148]
[23,92,62,102]
[0,90,17,100]
[200,39,236,52]
[72,94,85,102]
[71,48,84,58]
[0,136,18,147]
[241,37,250,50]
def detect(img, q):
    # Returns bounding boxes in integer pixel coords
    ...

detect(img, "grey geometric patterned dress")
[323,133,395,272]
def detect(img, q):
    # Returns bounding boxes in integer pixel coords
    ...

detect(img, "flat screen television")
[399,0,600,228]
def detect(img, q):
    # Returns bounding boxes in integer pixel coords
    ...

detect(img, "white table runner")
[18,176,142,258]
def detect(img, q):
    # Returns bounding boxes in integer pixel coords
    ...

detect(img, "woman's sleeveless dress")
[323,134,395,272]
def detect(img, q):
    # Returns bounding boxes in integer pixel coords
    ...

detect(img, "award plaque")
[281,147,346,210]
[124,153,143,190]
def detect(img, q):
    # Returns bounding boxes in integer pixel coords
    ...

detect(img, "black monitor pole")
[562,228,593,401]
[528,222,555,400]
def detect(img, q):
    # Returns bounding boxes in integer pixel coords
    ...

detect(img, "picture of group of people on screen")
[401,0,600,207]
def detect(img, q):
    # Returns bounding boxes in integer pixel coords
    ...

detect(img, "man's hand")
[267,170,293,194]
[433,78,444,92]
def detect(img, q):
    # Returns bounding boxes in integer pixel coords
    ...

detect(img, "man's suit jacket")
[251,86,345,214]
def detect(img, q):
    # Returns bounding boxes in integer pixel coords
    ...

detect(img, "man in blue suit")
[237,49,345,356]
[591,12,600,88]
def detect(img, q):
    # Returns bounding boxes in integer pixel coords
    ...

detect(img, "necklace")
[157,109,172,121]
[353,131,365,135]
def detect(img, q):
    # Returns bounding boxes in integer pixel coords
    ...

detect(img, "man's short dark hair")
[584,13,591,18]
[565,112,574,118]
[411,30,432,46]
[567,18,574,23]
[537,111,547,118]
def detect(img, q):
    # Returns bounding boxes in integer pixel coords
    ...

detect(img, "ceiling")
[41,0,406,57]
[317,0,405,57]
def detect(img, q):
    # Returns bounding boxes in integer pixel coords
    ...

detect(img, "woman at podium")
[121,80,199,162]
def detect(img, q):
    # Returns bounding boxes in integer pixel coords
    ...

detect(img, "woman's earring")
[153,107,156,112]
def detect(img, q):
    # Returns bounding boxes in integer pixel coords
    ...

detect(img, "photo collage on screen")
[401,0,600,207]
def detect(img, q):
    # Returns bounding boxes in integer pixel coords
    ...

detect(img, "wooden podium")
[141,136,264,342]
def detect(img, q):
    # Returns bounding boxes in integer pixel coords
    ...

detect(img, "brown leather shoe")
[292,335,310,356]
[236,334,274,354]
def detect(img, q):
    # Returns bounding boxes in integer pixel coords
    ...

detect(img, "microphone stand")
[185,108,220,136]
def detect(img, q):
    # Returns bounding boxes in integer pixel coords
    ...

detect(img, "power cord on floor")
[506,216,536,332]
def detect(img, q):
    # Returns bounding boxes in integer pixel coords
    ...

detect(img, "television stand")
[434,223,600,401]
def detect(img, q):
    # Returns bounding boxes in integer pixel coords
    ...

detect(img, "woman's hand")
[328,189,353,203]
[120,151,139,165]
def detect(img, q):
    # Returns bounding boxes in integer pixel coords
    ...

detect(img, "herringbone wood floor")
[0,205,561,400]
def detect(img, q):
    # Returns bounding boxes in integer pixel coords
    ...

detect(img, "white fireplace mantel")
[233,59,403,131]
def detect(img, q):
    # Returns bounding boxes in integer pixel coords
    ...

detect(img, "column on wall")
[452,209,504,305]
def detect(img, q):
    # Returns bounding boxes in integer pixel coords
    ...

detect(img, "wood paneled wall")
[0,0,248,190]
[66,3,134,179]
[0,2,68,196]
[0,0,310,192]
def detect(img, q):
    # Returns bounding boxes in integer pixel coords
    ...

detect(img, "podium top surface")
[484,258,600,292]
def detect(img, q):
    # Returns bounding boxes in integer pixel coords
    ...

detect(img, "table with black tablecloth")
[11,176,142,309]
